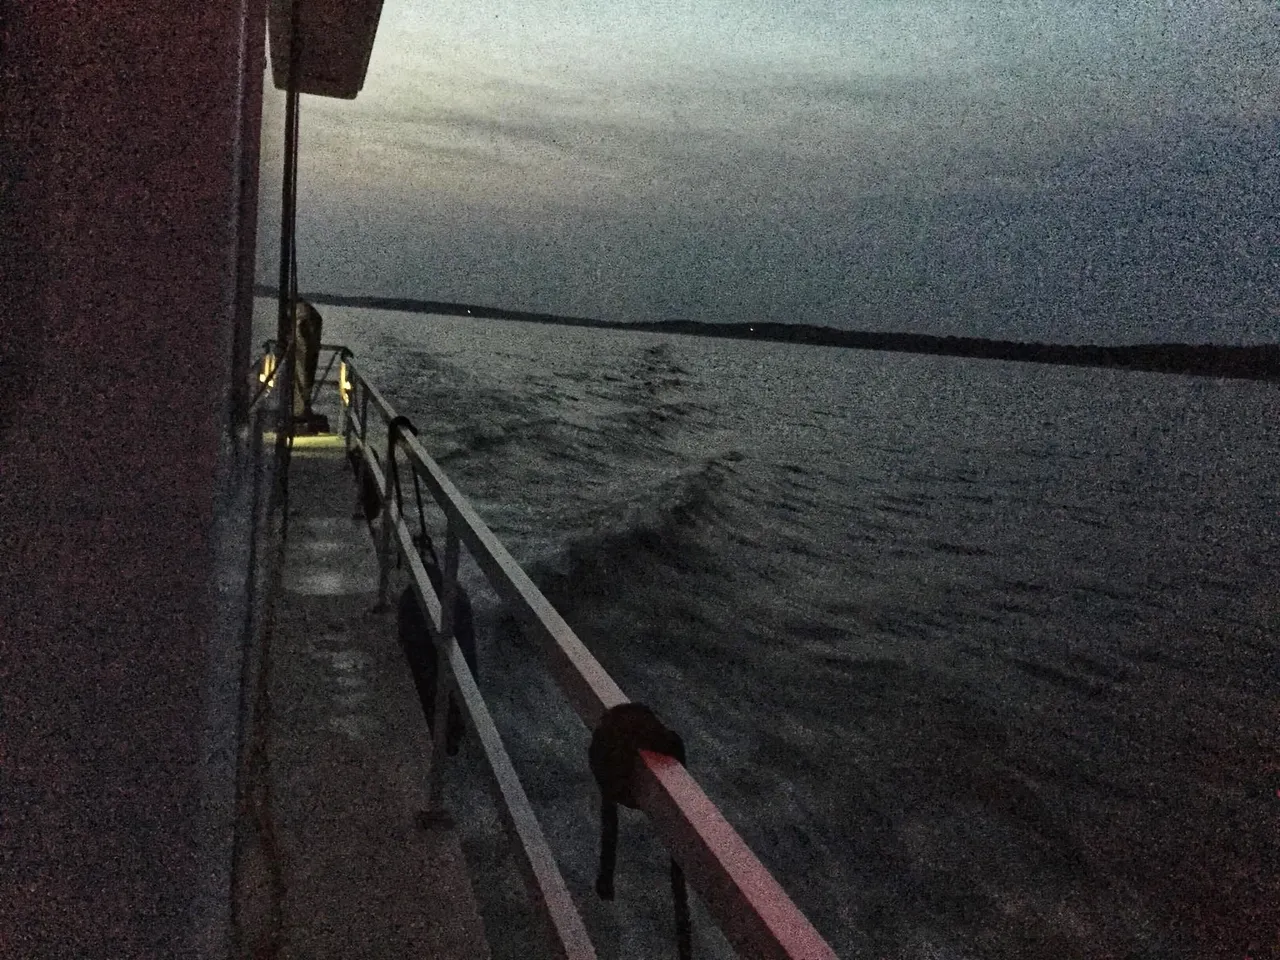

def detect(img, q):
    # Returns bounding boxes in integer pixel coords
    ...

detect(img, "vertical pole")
[275,80,299,442]
[439,528,460,646]
[275,79,296,350]
[273,0,302,518]
[424,525,461,814]
[376,428,396,608]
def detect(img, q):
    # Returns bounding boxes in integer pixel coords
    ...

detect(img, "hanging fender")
[589,702,692,959]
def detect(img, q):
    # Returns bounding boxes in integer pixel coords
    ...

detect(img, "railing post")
[375,423,398,609]
[439,527,460,656]
[424,524,461,814]
[354,378,370,493]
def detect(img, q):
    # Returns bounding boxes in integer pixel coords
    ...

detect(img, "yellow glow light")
[339,361,352,405]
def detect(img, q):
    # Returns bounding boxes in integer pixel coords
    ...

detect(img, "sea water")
[267,302,1279,960]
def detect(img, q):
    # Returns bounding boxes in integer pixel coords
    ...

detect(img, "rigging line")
[410,460,436,567]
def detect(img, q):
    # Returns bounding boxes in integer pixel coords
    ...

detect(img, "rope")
[387,415,438,569]
[411,462,432,561]
[589,703,692,960]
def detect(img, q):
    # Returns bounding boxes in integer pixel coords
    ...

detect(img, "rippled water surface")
[270,303,1280,959]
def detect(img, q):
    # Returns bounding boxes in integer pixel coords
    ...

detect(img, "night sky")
[260,0,1280,343]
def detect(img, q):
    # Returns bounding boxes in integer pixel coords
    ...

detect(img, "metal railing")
[261,343,838,960]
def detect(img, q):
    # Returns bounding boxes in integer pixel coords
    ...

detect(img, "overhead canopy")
[269,0,385,100]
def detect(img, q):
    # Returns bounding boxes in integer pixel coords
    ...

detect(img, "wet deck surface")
[243,435,490,959]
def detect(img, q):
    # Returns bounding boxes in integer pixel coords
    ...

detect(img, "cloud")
[297,0,1278,205]
[258,0,1280,341]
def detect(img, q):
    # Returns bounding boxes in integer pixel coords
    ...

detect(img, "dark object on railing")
[398,550,479,755]
[590,703,692,960]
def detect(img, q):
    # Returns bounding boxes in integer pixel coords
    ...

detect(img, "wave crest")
[523,453,741,611]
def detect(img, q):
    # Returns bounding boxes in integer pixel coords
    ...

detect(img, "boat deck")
[235,433,490,959]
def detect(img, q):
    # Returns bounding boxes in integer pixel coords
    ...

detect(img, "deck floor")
[238,434,490,959]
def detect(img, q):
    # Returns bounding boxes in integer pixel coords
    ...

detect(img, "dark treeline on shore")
[257,286,1280,381]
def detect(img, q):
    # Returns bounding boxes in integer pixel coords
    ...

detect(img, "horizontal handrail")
[342,389,597,959]
[397,427,629,726]
[634,755,834,959]
[448,651,600,957]
[335,351,837,960]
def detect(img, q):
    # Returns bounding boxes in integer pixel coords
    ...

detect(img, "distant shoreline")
[255,286,1280,381]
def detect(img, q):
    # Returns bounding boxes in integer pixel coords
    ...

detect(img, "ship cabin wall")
[2,1,269,956]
